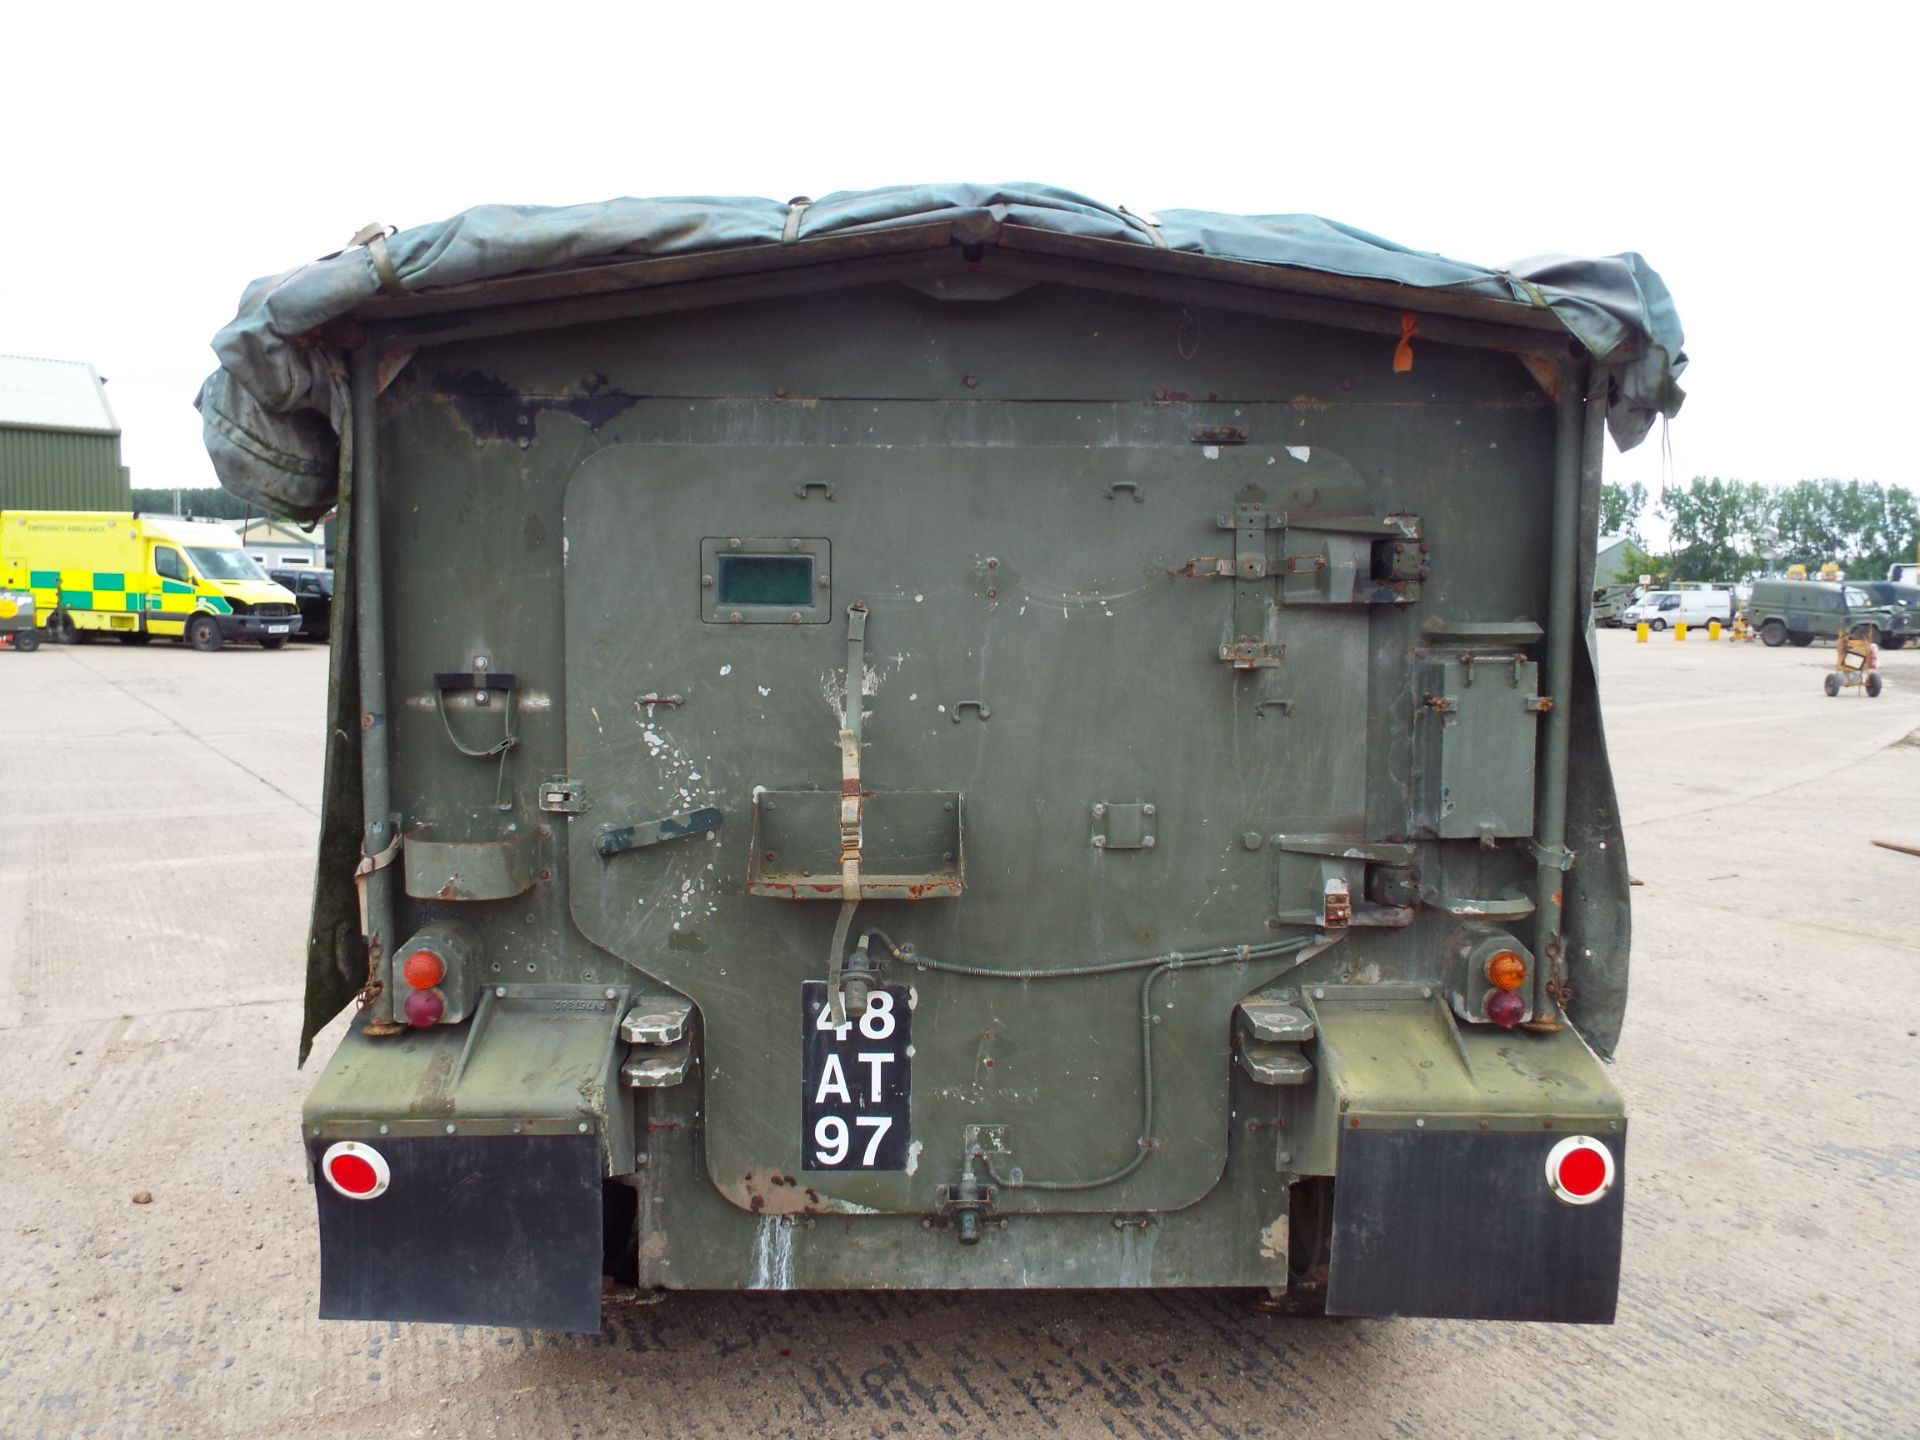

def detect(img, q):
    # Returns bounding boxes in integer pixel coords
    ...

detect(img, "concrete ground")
[1,628,1916,1439]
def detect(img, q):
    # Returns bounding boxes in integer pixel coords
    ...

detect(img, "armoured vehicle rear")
[200,184,1684,1331]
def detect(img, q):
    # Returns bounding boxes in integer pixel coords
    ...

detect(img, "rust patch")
[434,368,639,444]
[719,1173,874,1217]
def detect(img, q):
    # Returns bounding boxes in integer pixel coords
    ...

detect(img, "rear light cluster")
[391,920,477,1027]
[402,946,447,1026]
[1483,947,1528,1029]
[1445,927,1534,1028]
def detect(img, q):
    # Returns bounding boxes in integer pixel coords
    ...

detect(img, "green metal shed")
[0,354,132,511]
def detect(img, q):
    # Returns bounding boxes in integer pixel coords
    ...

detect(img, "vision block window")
[717,554,813,607]
[701,538,830,623]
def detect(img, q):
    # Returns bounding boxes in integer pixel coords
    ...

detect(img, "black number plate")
[801,982,911,1171]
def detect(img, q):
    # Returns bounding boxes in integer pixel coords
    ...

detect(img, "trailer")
[200,184,1684,1331]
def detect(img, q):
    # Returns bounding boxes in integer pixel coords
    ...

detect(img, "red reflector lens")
[1545,1135,1616,1206]
[1557,1146,1606,1198]
[403,988,445,1026]
[320,1141,391,1200]
[329,1153,379,1195]
[402,949,445,989]
[1485,990,1525,1028]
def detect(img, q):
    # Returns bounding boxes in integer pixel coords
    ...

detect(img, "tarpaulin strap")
[827,600,869,1024]
[353,828,402,938]
[1118,205,1169,249]
[783,197,812,245]
[351,223,402,294]
[1393,312,1419,373]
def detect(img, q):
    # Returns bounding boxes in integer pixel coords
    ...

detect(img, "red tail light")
[1485,990,1526,1028]
[320,1141,390,1199]
[403,988,445,1027]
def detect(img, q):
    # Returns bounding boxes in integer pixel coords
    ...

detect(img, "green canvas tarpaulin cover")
[197,182,1684,521]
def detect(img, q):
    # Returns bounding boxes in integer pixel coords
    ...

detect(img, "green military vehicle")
[1745,577,1891,647]
[200,185,1684,1331]
[1853,581,1920,649]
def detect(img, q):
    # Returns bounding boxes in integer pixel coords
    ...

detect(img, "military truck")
[199,184,1685,1331]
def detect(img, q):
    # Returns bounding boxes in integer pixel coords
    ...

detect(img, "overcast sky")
[3,4,1905,508]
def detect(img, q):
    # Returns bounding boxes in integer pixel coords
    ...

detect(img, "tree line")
[1603,478,1920,584]
[132,487,334,554]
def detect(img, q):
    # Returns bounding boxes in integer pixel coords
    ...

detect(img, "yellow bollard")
[1709,619,1722,641]
[1636,622,1649,643]
[1674,621,1688,641]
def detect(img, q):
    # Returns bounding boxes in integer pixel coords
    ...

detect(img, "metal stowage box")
[200,184,1683,1330]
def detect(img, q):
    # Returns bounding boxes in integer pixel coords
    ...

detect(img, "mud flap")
[1326,1125,1624,1323]
[311,1133,603,1331]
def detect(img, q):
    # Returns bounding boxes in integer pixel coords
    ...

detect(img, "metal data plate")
[802,983,911,1171]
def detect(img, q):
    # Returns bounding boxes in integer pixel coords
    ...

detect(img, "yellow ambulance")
[0,512,303,650]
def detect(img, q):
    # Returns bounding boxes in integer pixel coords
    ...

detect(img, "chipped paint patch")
[1260,1214,1289,1264]
[905,1140,923,1176]
[1287,445,1313,463]
[748,1215,796,1290]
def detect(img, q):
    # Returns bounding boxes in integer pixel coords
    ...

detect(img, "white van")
[1623,588,1734,631]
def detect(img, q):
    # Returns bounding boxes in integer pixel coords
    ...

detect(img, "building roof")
[0,355,119,435]
[228,516,323,546]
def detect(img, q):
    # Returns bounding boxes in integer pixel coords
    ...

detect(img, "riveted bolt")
[1091,803,1107,818]
[1421,986,1433,999]
[446,1123,457,1134]
[379,1124,389,1135]
[496,986,506,997]
[578,1122,589,1134]
[1242,832,1263,850]
[964,374,979,389]
[1142,804,1156,817]
[985,557,999,569]
[729,611,743,624]
[775,384,788,397]
[604,988,617,1001]
[788,612,802,624]
[1314,987,1326,1000]
[702,574,714,587]
[1093,836,1107,848]
[790,538,802,550]
[1143,835,1156,847]
[817,573,831,587]
[728,537,741,550]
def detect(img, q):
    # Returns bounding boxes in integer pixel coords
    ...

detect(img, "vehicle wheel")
[1760,619,1786,647]
[260,634,289,650]
[48,610,80,644]
[1650,618,1667,632]
[1867,673,1884,698]
[1855,625,1881,645]
[186,615,223,652]
[1885,636,1908,650]
[1824,672,1842,697]
[14,628,40,653]
[1788,633,1814,647]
